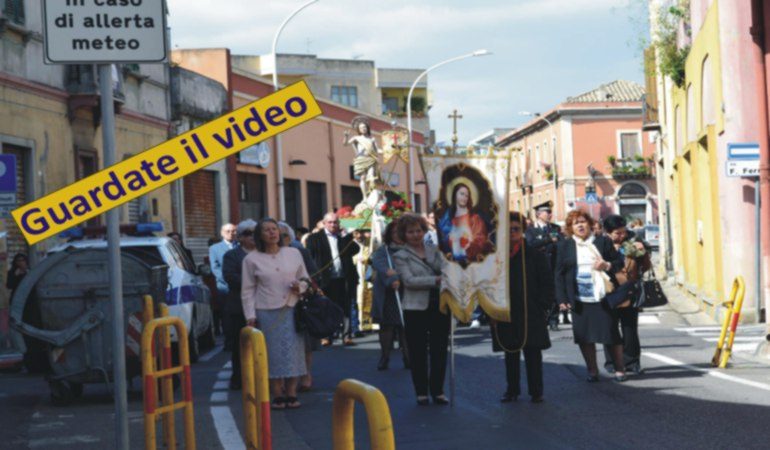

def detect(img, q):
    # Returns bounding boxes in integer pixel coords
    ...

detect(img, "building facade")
[0,0,173,268]
[171,49,428,230]
[497,81,657,225]
[648,0,770,329]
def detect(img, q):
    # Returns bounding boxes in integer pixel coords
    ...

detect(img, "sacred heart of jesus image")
[435,164,497,268]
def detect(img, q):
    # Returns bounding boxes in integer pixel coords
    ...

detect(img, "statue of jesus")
[344,116,381,199]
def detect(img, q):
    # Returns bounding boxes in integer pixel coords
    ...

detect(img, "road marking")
[28,435,100,447]
[643,352,770,392]
[210,360,245,449]
[638,315,660,325]
[200,343,223,362]
[30,421,64,430]
[213,380,229,390]
[210,391,228,403]
[703,337,762,343]
[211,406,245,449]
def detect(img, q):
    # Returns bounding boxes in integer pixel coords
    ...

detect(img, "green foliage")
[649,0,691,88]
[608,155,617,166]
[409,96,426,114]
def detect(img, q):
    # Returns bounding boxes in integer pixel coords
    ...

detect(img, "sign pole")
[98,64,128,450]
[450,316,455,407]
[756,178,762,320]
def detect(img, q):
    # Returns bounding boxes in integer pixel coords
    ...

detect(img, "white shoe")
[470,320,481,329]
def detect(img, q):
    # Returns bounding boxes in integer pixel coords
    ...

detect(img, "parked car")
[644,224,660,250]
[48,235,214,362]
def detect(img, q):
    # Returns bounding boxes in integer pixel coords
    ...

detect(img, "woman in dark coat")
[493,212,554,403]
[555,209,626,382]
[371,220,409,370]
[6,253,29,302]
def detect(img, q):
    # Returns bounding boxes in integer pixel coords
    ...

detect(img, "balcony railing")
[609,157,654,179]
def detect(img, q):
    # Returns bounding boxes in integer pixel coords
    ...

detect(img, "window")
[619,132,642,159]
[331,86,358,108]
[1,143,29,259]
[2,0,25,25]
[414,193,422,213]
[306,181,327,228]
[382,97,399,114]
[284,178,302,230]
[238,173,267,220]
[341,185,362,209]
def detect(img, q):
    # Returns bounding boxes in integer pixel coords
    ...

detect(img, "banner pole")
[450,316,455,407]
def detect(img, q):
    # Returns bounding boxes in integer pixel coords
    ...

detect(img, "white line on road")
[213,380,229,390]
[28,435,100,448]
[638,315,661,325]
[211,406,245,450]
[703,337,763,343]
[199,344,224,362]
[210,391,228,403]
[643,352,770,392]
[210,361,245,449]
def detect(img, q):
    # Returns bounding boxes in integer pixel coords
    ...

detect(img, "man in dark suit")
[222,219,257,390]
[524,201,565,331]
[306,212,361,346]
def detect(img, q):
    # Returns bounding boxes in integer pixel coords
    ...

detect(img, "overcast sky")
[167,0,648,144]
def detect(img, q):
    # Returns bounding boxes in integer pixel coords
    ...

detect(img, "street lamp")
[519,110,559,219]
[272,0,319,220]
[406,49,492,208]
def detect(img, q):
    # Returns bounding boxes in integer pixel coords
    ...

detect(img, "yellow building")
[650,0,766,323]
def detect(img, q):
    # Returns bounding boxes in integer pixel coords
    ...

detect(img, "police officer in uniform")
[524,201,565,330]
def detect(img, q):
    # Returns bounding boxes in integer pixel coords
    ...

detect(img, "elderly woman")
[554,210,627,382]
[371,220,409,370]
[394,213,450,405]
[493,212,554,403]
[242,218,309,409]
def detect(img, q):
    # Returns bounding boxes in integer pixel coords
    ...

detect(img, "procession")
[2,1,770,449]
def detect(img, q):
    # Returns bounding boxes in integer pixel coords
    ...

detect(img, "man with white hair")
[209,223,238,339]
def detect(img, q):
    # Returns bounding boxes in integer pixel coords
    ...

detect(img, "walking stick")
[384,247,405,327]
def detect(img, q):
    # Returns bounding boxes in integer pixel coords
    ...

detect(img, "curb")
[659,279,718,327]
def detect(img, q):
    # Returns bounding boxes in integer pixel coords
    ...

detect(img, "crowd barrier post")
[332,379,395,450]
[711,276,746,368]
[240,327,272,450]
[142,315,196,450]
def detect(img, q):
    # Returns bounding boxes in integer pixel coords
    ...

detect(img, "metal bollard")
[158,303,176,449]
[711,276,746,368]
[142,316,196,450]
[332,379,395,450]
[240,327,272,450]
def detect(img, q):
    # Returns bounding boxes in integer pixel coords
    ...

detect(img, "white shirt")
[574,235,603,303]
[326,231,343,277]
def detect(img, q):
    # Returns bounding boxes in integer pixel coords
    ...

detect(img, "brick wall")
[184,170,217,264]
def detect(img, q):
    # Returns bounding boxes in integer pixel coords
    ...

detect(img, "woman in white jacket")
[394,213,449,406]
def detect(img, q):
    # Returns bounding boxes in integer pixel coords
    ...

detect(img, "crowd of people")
[198,201,653,410]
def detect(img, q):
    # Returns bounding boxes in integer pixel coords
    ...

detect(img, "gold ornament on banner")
[381,130,409,164]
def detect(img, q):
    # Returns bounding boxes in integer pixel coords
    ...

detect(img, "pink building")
[497,80,658,224]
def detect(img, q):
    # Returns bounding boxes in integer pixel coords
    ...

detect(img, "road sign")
[0,155,17,193]
[727,142,760,160]
[585,191,598,204]
[42,0,167,64]
[726,160,760,178]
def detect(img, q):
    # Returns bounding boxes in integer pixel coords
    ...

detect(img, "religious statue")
[344,116,381,199]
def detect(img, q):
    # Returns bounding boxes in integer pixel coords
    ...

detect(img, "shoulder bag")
[294,278,345,338]
[634,270,668,308]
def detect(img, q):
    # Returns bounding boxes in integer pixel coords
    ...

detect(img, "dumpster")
[9,247,167,405]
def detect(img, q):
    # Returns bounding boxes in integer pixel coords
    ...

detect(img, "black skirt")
[571,301,622,345]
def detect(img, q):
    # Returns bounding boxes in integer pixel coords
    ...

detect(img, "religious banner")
[420,148,512,322]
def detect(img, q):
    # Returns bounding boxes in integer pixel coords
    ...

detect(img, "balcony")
[65,65,126,126]
[609,156,655,179]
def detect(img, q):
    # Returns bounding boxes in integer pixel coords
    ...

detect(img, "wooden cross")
[448,109,463,149]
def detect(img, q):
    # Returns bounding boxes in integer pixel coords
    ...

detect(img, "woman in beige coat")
[394,213,450,405]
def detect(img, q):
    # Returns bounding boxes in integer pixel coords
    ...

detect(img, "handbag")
[634,271,668,308]
[604,281,639,309]
[294,281,345,338]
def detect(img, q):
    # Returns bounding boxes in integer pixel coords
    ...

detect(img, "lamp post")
[272,0,319,220]
[406,49,492,208]
[520,111,558,220]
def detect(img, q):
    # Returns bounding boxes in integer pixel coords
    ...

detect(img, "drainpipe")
[751,0,770,334]
[328,121,337,211]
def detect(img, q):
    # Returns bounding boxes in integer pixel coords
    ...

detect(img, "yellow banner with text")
[13,81,322,245]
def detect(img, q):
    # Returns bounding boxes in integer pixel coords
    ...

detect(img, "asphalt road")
[2,301,769,449]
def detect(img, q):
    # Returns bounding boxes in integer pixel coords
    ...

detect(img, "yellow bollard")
[240,327,272,450]
[711,276,746,368]
[142,295,155,325]
[332,379,395,450]
[142,315,196,450]
[158,303,176,449]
